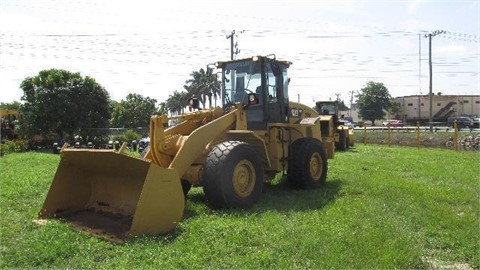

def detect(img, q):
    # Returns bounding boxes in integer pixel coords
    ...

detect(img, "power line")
[442,31,479,43]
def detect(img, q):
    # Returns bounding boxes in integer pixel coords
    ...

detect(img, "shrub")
[123,129,141,142]
[1,140,29,155]
[111,129,141,144]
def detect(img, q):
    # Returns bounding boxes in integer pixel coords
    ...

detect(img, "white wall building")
[393,95,480,122]
[340,95,480,124]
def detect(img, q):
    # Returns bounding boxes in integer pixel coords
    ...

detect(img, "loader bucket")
[38,149,185,242]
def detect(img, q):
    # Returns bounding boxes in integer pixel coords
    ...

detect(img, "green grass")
[1,145,479,269]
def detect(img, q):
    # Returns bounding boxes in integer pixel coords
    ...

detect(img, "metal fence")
[355,122,480,151]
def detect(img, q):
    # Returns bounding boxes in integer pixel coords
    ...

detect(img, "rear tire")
[336,130,347,151]
[203,141,263,209]
[287,138,328,189]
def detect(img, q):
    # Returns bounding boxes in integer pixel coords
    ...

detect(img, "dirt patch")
[422,256,473,270]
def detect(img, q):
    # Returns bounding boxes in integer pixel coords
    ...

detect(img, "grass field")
[1,145,478,269]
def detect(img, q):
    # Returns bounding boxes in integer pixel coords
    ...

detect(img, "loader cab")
[316,101,340,123]
[217,55,291,130]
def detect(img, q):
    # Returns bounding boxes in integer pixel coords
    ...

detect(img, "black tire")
[181,179,192,196]
[287,138,328,189]
[335,130,347,151]
[203,141,263,209]
[141,146,191,196]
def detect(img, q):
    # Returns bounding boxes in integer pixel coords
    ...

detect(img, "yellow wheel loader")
[315,101,354,150]
[38,55,336,242]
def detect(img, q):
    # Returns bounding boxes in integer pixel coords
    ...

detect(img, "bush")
[111,129,141,144]
[123,129,141,142]
[1,140,29,155]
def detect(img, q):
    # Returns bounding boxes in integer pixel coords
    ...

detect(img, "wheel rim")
[232,160,256,197]
[309,152,323,181]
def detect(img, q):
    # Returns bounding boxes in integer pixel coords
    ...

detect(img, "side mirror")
[188,98,200,111]
[247,93,259,105]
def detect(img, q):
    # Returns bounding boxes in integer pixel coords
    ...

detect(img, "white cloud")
[408,0,427,14]
[0,10,42,34]
[0,0,478,105]
[435,45,466,54]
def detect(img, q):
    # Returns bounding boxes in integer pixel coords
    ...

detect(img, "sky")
[0,0,479,107]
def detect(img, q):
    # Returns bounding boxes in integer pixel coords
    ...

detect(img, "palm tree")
[206,73,221,108]
[166,90,188,115]
[157,101,167,115]
[184,68,221,109]
[184,69,206,108]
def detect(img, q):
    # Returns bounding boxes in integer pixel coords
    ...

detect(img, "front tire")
[287,138,328,189]
[203,141,263,209]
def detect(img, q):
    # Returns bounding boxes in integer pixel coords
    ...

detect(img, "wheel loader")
[315,100,354,150]
[38,55,336,242]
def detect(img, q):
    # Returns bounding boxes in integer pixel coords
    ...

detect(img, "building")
[340,94,480,125]
[393,95,480,123]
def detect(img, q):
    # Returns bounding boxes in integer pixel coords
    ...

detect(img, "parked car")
[353,121,364,128]
[472,117,479,128]
[138,137,150,154]
[382,120,404,127]
[339,120,354,129]
[447,116,474,128]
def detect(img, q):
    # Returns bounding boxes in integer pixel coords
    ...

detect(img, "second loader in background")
[38,55,339,242]
[315,100,354,151]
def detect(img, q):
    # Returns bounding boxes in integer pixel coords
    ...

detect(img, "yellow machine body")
[38,55,337,241]
[315,100,355,150]
[38,149,184,241]
[38,107,232,241]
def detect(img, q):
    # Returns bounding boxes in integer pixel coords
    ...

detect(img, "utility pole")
[226,30,244,60]
[226,30,235,60]
[349,90,355,116]
[425,30,445,132]
[418,34,421,120]
[335,93,341,102]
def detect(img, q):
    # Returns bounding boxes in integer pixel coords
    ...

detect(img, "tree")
[20,69,111,141]
[157,102,167,115]
[338,100,349,111]
[109,100,126,127]
[0,101,23,141]
[166,90,189,115]
[356,81,392,126]
[389,101,402,119]
[184,68,221,108]
[0,101,21,110]
[110,93,157,128]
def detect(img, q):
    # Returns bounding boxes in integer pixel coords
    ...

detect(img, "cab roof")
[215,55,292,69]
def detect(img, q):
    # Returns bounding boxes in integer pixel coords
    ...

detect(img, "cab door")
[265,61,288,124]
